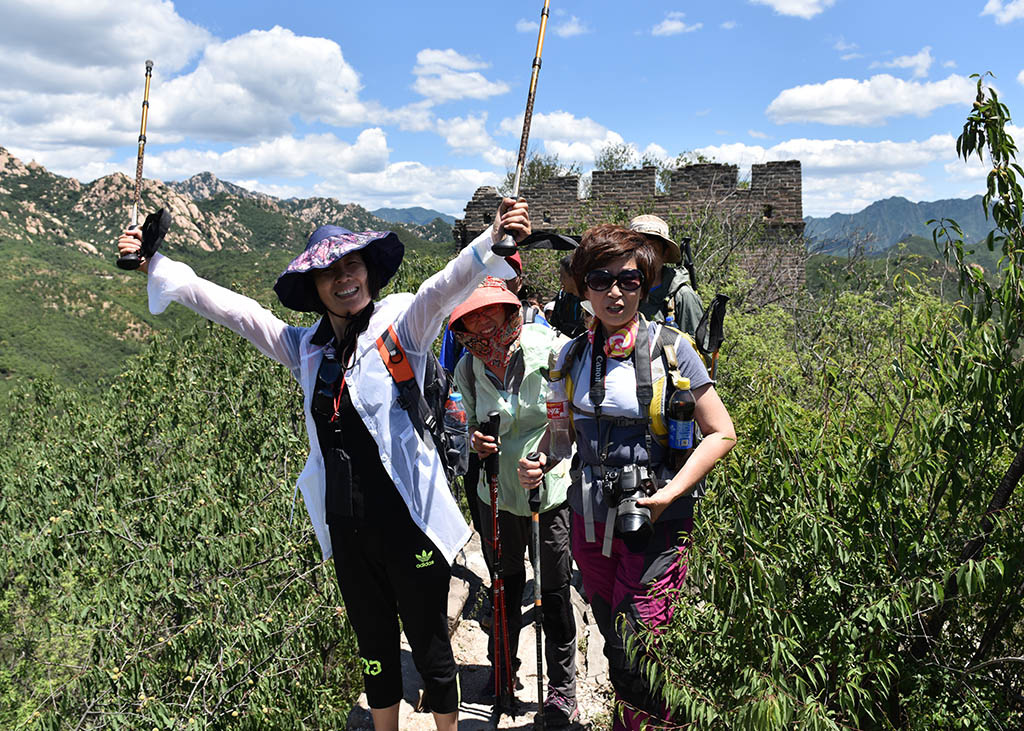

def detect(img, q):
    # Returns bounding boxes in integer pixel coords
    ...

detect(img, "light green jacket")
[454,323,571,516]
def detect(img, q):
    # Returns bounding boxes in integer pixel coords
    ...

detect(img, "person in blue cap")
[116,197,530,731]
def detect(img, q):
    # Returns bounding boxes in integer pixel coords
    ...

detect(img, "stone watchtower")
[454,160,805,303]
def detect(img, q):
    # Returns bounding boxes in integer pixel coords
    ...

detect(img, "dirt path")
[346,533,613,730]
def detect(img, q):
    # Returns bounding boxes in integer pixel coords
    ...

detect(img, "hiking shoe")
[536,689,579,727]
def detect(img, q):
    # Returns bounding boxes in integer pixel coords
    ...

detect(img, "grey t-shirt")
[558,320,711,524]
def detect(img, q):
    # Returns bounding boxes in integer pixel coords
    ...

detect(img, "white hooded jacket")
[145,228,515,565]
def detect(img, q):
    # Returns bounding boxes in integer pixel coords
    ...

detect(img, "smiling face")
[313,251,372,317]
[586,254,642,332]
[460,303,510,337]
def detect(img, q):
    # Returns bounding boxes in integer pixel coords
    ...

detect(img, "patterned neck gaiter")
[453,308,524,371]
[588,315,640,359]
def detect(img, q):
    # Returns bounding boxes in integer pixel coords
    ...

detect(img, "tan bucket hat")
[628,214,681,264]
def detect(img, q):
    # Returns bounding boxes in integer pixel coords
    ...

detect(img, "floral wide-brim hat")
[274,225,404,312]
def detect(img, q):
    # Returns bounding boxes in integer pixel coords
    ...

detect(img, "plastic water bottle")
[545,374,574,460]
[444,392,469,476]
[666,377,695,470]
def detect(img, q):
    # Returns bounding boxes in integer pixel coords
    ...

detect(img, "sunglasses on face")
[584,268,645,292]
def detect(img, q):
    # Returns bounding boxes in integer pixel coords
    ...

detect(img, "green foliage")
[594,143,640,172]
[499,150,581,196]
[625,73,1024,729]
[1,326,364,729]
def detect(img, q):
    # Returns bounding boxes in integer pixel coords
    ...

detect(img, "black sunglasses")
[585,268,645,292]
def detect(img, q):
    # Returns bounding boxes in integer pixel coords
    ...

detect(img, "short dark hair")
[570,224,658,298]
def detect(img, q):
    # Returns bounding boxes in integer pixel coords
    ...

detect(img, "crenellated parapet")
[452,159,806,304]
[454,160,804,244]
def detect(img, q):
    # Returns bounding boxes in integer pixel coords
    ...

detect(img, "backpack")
[549,290,587,338]
[375,325,467,483]
[548,319,701,448]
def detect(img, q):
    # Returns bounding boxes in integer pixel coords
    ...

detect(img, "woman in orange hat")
[449,278,580,726]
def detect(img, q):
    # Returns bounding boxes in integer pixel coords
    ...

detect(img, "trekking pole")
[525,451,546,731]
[492,0,551,257]
[484,411,516,717]
[117,60,154,271]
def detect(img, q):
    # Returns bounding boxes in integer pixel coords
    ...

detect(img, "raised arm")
[396,198,529,354]
[116,228,300,370]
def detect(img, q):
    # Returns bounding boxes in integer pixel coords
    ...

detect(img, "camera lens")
[616,501,653,551]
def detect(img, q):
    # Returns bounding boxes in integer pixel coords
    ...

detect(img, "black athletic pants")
[478,501,577,699]
[328,509,459,713]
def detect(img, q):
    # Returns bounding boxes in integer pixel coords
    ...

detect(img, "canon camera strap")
[587,321,656,475]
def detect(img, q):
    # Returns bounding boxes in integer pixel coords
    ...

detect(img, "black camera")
[601,464,657,551]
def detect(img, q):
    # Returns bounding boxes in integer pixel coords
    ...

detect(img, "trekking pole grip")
[526,451,543,513]
[484,411,500,478]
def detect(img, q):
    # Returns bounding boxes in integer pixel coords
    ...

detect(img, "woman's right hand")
[517,452,546,490]
[117,228,149,273]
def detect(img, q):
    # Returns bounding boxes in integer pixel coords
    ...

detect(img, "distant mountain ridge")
[371,206,455,226]
[0,147,456,394]
[804,195,995,252]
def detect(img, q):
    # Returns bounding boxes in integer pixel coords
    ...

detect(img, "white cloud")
[749,0,836,19]
[1018,69,1024,85]
[147,130,390,180]
[944,60,958,69]
[944,157,990,181]
[841,53,863,61]
[696,134,955,176]
[0,0,210,95]
[767,74,975,125]
[721,20,737,29]
[640,143,670,163]
[498,111,625,165]
[314,162,499,216]
[981,0,1024,24]
[749,129,769,139]
[434,113,510,165]
[159,26,375,142]
[872,46,933,79]
[230,180,308,199]
[833,37,857,52]
[3,142,122,183]
[555,16,590,37]
[652,12,703,36]
[412,48,510,104]
[802,171,930,215]
[516,19,539,33]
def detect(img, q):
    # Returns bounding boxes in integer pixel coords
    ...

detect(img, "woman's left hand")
[636,487,675,524]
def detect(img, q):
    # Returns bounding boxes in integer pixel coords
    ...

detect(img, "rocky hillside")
[0,147,455,259]
[0,147,455,396]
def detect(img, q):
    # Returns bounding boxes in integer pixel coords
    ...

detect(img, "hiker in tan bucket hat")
[628,214,704,336]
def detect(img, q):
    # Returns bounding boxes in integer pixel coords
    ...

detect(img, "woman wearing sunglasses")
[518,224,735,730]
[448,277,579,726]
[116,198,529,731]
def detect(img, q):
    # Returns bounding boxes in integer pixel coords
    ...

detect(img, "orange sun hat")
[449,277,521,328]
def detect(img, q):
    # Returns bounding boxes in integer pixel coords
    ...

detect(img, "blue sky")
[2,0,1022,218]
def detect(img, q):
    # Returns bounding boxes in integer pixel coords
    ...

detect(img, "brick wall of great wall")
[454,160,806,302]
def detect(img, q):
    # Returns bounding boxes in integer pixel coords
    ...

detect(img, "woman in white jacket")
[116,199,529,731]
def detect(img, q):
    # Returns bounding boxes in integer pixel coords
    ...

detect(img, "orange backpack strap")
[376,325,436,438]
[376,325,415,384]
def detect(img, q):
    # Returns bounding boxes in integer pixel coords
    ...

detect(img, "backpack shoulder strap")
[375,324,437,438]
[548,331,589,411]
